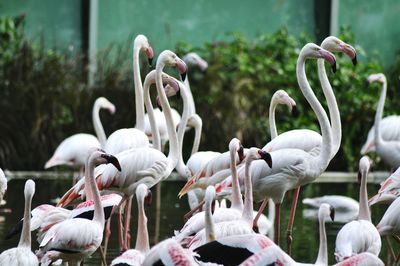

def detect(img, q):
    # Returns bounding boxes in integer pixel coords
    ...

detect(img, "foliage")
[0,14,392,171]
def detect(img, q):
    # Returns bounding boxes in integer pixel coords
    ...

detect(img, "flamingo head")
[302,43,337,73]
[134,34,153,66]
[96,97,116,114]
[358,156,371,183]
[321,36,357,66]
[136,184,152,206]
[178,176,197,198]
[183,52,208,72]
[272,90,297,115]
[319,203,335,222]
[157,50,188,81]
[246,148,272,168]
[367,73,386,84]
[88,149,121,171]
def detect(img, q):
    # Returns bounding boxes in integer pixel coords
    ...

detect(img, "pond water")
[0,176,395,265]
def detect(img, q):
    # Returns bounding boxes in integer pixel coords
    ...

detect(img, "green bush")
[0,14,393,171]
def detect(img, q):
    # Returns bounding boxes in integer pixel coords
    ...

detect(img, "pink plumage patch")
[166,242,191,266]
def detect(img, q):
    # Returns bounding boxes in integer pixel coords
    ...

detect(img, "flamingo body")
[0,247,39,266]
[104,128,149,155]
[376,195,400,235]
[110,249,144,266]
[303,195,359,212]
[369,167,400,205]
[332,252,384,266]
[143,107,181,144]
[263,129,322,153]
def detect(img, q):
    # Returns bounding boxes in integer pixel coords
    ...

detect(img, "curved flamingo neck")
[155,58,180,170]
[18,191,33,248]
[143,72,162,151]
[85,156,105,225]
[230,145,244,210]
[374,80,387,147]
[297,52,332,171]
[359,169,371,221]
[315,212,328,265]
[92,101,107,148]
[135,196,149,253]
[204,192,216,242]
[269,96,279,139]
[317,57,340,158]
[133,43,145,131]
[189,114,202,155]
[241,155,254,224]
[184,77,196,115]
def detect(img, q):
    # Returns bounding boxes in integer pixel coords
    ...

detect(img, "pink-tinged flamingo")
[369,167,400,206]
[37,150,121,265]
[104,35,153,155]
[335,156,381,262]
[332,253,384,266]
[365,73,400,170]
[110,183,151,266]
[58,51,187,251]
[239,203,334,266]
[0,180,38,266]
[45,97,115,173]
[186,148,272,250]
[218,43,336,248]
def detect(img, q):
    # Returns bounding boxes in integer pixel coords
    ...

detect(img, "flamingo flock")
[0,32,398,266]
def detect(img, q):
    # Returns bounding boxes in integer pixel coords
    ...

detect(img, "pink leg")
[123,196,133,251]
[286,187,301,255]
[274,202,281,246]
[117,196,127,252]
[253,197,269,232]
[103,217,112,259]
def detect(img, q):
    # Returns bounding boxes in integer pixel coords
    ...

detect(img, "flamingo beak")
[291,105,298,116]
[319,49,336,73]
[330,206,335,221]
[156,97,163,111]
[175,59,187,81]
[145,190,152,206]
[238,145,245,162]
[178,177,196,198]
[258,150,272,168]
[340,42,357,66]
[357,171,362,184]
[146,47,154,66]
[102,154,122,171]
[352,54,357,66]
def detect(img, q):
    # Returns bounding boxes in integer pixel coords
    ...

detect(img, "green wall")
[0,0,82,51]
[97,0,315,53]
[338,0,400,67]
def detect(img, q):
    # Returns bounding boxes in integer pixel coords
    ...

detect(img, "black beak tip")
[148,57,153,67]
[357,171,362,183]
[177,89,181,100]
[330,206,335,221]
[331,62,337,73]
[259,150,273,168]
[104,154,121,171]
[180,72,187,82]
[157,101,163,111]
[352,54,357,66]
[291,105,298,117]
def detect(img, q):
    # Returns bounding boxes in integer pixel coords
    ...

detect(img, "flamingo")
[37,150,121,265]
[0,168,7,204]
[104,35,153,155]
[369,167,400,206]
[0,179,38,266]
[334,156,381,262]
[110,183,151,266]
[332,253,384,266]
[239,203,334,266]
[217,43,336,248]
[365,73,400,170]
[58,50,187,251]
[44,97,115,174]
[187,148,272,250]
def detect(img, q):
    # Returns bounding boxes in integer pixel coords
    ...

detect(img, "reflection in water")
[0,177,394,265]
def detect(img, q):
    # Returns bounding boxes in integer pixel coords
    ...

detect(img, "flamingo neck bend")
[85,155,105,225]
[374,79,387,148]
[269,95,280,140]
[133,40,146,131]
[296,49,332,172]
[229,140,244,210]
[92,100,107,148]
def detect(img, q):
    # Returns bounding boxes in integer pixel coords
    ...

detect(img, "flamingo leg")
[98,246,107,266]
[183,199,205,221]
[385,236,396,263]
[253,197,269,232]
[274,202,281,246]
[117,196,127,252]
[154,182,161,244]
[123,196,133,251]
[103,217,112,259]
[286,186,301,256]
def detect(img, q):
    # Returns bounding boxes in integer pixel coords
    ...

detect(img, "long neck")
[374,80,387,147]
[318,58,341,158]
[86,160,105,225]
[241,159,254,224]
[184,77,196,115]
[297,54,332,171]
[143,79,161,151]
[269,99,279,139]
[190,114,202,155]
[315,214,328,265]
[18,192,32,247]
[205,196,216,242]
[176,83,192,177]
[135,198,149,253]
[156,62,180,170]
[92,102,107,148]
[230,148,244,210]
[358,170,371,221]
[133,45,145,130]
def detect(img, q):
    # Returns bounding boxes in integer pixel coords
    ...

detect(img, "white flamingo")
[332,253,384,266]
[369,166,400,206]
[38,150,121,265]
[0,179,38,266]
[365,73,400,169]
[110,183,151,266]
[187,148,272,250]
[104,35,153,155]
[45,97,115,172]
[334,156,381,262]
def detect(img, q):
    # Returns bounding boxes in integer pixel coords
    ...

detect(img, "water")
[0,176,395,265]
